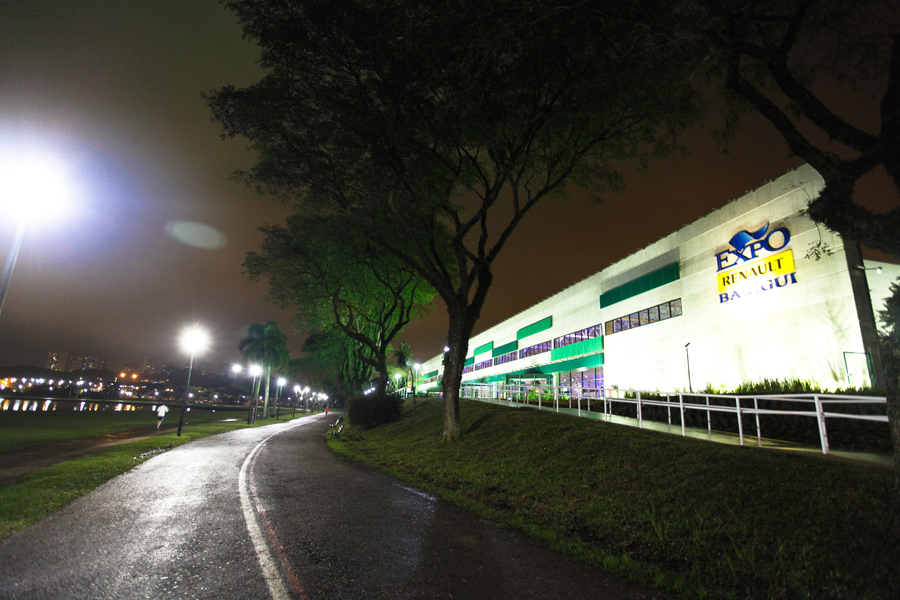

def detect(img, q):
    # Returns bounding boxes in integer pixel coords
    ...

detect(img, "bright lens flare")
[179,325,210,355]
[0,152,72,220]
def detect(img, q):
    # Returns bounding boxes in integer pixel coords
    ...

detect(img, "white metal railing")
[459,382,889,455]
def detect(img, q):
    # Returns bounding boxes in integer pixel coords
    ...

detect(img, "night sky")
[0,0,895,373]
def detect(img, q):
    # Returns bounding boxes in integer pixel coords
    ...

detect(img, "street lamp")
[0,152,72,319]
[176,324,210,436]
[231,363,242,386]
[292,384,301,417]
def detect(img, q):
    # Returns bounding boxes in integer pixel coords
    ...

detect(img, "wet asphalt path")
[0,414,665,600]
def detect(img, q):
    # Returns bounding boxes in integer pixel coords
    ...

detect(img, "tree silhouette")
[239,321,290,419]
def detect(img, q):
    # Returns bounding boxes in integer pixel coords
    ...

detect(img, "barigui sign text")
[715,223,797,303]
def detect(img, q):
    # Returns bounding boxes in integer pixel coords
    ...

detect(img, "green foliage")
[245,209,434,394]
[331,399,900,600]
[879,279,900,388]
[346,391,403,429]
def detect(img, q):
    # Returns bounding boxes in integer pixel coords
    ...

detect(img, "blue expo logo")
[715,222,791,272]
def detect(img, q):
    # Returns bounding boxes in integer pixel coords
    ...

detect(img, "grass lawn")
[0,412,315,541]
[329,398,900,600]
[0,404,249,452]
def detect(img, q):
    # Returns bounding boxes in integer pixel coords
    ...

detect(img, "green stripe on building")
[492,341,518,357]
[474,342,494,356]
[517,316,552,340]
[599,262,680,308]
[464,357,474,367]
[550,336,603,362]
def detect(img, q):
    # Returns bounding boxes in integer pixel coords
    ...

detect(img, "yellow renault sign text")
[717,250,795,294]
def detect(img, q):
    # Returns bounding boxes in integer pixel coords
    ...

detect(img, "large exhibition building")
[416,165,898,395]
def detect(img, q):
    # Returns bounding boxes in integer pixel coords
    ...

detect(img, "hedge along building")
[416,165,899,395]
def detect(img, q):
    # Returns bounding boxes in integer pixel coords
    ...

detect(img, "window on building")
[519,340,552,359]
[605,299,682,337]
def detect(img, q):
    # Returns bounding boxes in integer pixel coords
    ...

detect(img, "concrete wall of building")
[419,165,886,392]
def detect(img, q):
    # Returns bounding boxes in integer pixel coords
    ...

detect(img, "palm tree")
[239,322,290,419]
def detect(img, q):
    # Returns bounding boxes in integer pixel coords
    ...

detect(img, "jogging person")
[156,404,169,429]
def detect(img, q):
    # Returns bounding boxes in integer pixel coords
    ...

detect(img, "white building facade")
[417,165,897,394]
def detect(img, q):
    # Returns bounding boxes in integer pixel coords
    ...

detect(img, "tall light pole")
[0,152,72,319]
[231,363,242,386]
[685,342,693,394]
[177,324,209,437]
[292,384,301,417]
[413,363,420,400]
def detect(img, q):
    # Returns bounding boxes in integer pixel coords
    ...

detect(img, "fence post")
[706,395,711,434]
[735,396,744,446]
[667,394,672,426]
[814,395,830,454]
[754,397,761,446]
[637,390,643,429]
[679,393,686,436]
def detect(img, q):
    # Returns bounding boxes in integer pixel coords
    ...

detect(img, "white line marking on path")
[239,416,323,600]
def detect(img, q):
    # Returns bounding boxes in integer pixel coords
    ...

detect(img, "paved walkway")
[0,415,668,599]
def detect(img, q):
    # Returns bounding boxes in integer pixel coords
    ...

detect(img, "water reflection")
[0,398,151,412]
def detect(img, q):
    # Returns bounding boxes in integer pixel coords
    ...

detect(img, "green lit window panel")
[599,262,681,308]
[464,357,474,367]
[474,342,494,356]
[492,341,518,357]
[517,316,553,340]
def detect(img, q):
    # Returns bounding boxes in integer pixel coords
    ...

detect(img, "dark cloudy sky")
[0,0,895,372]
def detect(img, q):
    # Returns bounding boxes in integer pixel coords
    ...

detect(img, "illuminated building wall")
[418,165,897,393]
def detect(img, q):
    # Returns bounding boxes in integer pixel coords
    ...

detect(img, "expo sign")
[715,223,798,303]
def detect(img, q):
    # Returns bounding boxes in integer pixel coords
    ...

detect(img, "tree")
[244,210,434,395]
[693,0,899,253]
[239,321,290,419]
[395,341,416,397]
[208,0,701,441]
[301,329,373,398]
[688,0,900,486]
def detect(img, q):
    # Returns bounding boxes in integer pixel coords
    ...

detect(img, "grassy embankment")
[0,406,240,452]
[0,409,313,541]
[329,398,899,600]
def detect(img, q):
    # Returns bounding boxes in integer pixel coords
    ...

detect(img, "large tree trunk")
[888,385,900,491]
[262,367,271,419]
[441,306,472,442]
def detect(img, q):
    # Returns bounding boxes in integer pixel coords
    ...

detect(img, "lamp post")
[685,342,693,394]
[413,363,420,400]
[292,384,301,417]
[394,372,402,396]
[177,324,209,437]
[231,363,242,386]
[303,386,310,413]
[0,153,71,319]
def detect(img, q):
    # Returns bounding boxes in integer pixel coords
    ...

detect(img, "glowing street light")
[231,363,242,386]
[176,324,210,436]
[0,151,72,319]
